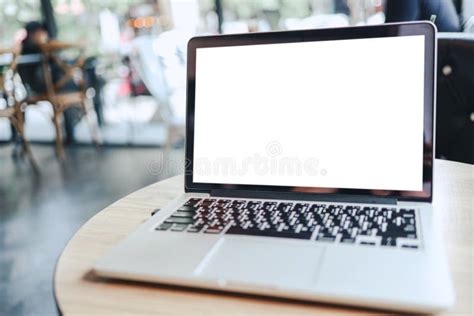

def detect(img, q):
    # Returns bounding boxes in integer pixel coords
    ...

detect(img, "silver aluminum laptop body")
[94,22,455,313]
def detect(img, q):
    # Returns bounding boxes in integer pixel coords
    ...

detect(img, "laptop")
[94,22,455,313]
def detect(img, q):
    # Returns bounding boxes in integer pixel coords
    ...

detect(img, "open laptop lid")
[185,22,436,203]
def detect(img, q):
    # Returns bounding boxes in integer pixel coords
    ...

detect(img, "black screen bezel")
[185,22,436,202]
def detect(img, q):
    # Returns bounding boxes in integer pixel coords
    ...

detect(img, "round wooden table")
[54,159,473,315]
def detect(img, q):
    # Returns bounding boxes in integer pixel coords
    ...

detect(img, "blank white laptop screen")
[193,35,425,192]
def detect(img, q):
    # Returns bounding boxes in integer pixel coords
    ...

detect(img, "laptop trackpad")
[195,237,323,288]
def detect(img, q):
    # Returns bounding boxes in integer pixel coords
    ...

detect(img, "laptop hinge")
[210,189,397,205]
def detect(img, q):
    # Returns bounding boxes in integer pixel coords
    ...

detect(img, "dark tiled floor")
[0,144,184,316]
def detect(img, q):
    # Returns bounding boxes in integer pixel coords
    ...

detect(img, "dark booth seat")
[436,33,474,164]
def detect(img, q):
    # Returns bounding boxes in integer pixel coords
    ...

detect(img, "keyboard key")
[172,211,195,218]
[178,206,198,212]
[316,236,336,242]
[156,222,172,231]
[341,237,356,243]
[171,224,188,231]
[166,217,194,224]
[204,227,223,234]
[187,225,203,233]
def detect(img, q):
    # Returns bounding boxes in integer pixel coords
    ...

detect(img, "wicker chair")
[22,41,100,158]
[0,46,39,171]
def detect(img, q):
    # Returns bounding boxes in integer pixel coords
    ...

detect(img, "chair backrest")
[436,33,474,164]
[39,43,87,97]
[16,42,86,101]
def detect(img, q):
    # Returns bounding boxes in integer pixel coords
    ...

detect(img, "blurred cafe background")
[1,0,473,315]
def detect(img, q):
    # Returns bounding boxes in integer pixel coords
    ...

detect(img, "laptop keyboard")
[155,198,419,248]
